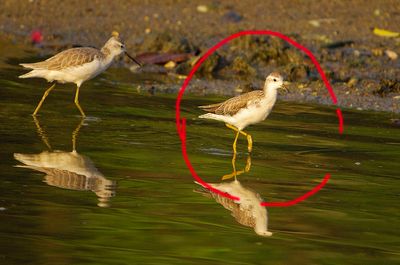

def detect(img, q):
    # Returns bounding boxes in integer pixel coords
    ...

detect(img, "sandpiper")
[199,72,284,153]
[19,32,142,117]
[14,117,116,207]
[195,154,272,236]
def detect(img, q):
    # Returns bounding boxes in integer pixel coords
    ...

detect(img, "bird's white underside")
[200,90,277,131]
[20,58,113,86]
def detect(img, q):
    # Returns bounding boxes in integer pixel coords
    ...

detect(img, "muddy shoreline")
[0,0,399,113]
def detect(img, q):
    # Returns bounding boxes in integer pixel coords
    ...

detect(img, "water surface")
[0,66,399,264]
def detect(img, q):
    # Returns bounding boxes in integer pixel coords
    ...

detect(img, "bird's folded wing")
[199,90,264,116]
[21,48,102,70]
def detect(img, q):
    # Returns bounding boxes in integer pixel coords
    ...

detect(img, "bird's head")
[265,72,284,91]
[103,31,142,66]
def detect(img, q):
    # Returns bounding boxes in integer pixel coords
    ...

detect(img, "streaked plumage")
[19,32,141,116]
[14,151,116,207]
[195,180,272,236]
[20,47,104,72]
[199,90,265,116]
[199,72,284,153]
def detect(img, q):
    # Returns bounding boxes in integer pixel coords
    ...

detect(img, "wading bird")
[199,72,284,153]
[19,32,142,117]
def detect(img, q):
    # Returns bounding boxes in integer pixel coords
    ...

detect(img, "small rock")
[164,61,176,69]
[197,5,208,13]
[355,162,361,165]
[347,77,358,87]
[371,48,383,56]
[391,119,400,126]
[385,49,398,60]
[309,20,320,27]
[223,11,243,23]
[129,64,140,72]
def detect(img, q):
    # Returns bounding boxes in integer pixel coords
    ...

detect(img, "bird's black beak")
[281,84,288,92]
[125,52,142,67]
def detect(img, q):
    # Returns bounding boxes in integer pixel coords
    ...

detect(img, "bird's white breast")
[45,57,113,85]
[231,96,276,130]
[64,59,109,83]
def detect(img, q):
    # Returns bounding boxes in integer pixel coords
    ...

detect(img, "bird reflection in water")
[195,153,272,236]
[14,117,116,207]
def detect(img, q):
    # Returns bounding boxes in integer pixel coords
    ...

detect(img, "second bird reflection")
[195,153,273,237]
[14,117,116,207]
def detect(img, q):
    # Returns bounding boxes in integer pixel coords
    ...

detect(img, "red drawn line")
[176,30,342,207]
[336,108,344,134]
[261,174,331,207]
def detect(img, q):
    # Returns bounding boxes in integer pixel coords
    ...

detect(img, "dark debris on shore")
[1,0,399,113]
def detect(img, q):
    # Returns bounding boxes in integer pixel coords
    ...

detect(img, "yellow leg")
[72,118,85,151]
[225,123,253,153]
[225,123,238,132]
[232,131,239,154]
[222,152,238,180]
[74,85,86,117]
[244,155,252,172]
[239,130,253,153]
[33,83,56,116]
[221,153,252,181]
[32,115,52,150]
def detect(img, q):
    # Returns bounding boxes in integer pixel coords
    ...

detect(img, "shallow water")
[0,64,399,265]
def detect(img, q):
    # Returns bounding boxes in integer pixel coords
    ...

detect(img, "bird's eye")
[273,78,277,82]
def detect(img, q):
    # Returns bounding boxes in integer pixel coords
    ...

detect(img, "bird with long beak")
[199,72,285,153]
[19,31,142,117]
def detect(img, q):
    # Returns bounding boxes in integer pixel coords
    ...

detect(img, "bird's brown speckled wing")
[21,47,103,70]
[196,187,256,229]
[199,90,264,116]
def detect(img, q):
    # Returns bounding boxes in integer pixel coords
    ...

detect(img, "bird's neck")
[101,46,111,56]
[263,86,278,102]
[100,47,117,65]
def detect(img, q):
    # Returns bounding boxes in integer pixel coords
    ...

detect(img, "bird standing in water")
[19,32,142,117]
[199,72,284,153]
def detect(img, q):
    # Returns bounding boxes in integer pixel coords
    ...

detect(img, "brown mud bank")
[0,0,399,113]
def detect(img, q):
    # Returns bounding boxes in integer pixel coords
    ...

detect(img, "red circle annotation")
[175,30,343,207]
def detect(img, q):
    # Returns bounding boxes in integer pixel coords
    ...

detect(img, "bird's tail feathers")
[19,70,37,79]
[19,62,48,78]
[20,63,35,69]
[198,113,218,119]
[198,113,232,123]
[198,103,221,112]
